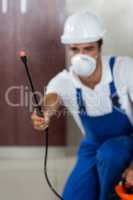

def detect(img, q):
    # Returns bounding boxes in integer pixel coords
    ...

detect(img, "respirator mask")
[71,54,97,77]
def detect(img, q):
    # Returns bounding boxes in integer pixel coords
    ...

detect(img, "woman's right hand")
[31,110,49,131]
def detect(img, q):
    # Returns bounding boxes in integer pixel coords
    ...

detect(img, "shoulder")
[115,56,133,71]
[114,56,133,89]
[114,56,133,79]
[104,55,133,65]
[46,69,74,95]
[49,69,71,84]
[46,69,70,88]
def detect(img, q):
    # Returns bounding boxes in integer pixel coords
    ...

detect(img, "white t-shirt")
[45,56,133,135]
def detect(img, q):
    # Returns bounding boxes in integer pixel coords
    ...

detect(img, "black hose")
[44,127,64,200]
[20,53,64,200]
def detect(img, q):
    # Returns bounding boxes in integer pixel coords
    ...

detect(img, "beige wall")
[65,0,133,56]
[65,0,133,146]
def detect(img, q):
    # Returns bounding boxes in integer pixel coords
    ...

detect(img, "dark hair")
[97,39,103,49]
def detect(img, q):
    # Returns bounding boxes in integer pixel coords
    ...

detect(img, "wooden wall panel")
[0,0,66,145]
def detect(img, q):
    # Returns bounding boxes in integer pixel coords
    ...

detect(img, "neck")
[79,56,102,89]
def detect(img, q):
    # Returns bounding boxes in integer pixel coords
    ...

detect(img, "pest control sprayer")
[19,51,63,200]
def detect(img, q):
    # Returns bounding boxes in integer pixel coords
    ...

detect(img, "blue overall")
[62,57,133,200]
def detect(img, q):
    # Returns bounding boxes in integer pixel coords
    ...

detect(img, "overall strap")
[109,57,122,109]
[76,88,86,114]
[109,57,117,96]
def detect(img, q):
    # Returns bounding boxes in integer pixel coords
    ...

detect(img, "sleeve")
[123,57,133,102]
[44,75,64,108]
[44,70,69,104]
[45,74,62,95]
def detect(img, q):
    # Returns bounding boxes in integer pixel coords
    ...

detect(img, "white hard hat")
[61,11,106,44]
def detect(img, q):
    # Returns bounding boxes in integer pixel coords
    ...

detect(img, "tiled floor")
[0,147,76,200]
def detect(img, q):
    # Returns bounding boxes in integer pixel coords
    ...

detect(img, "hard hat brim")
[61,32,105,44]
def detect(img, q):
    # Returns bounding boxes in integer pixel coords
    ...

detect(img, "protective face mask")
[71,54,97,77]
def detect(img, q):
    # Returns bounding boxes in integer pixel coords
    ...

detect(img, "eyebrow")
[69,47,79,51]
[84,46,95,50]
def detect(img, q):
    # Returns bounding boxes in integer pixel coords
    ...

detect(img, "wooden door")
[0,0,66,145]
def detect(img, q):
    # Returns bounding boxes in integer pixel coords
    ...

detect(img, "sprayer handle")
[35,106,44,118]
